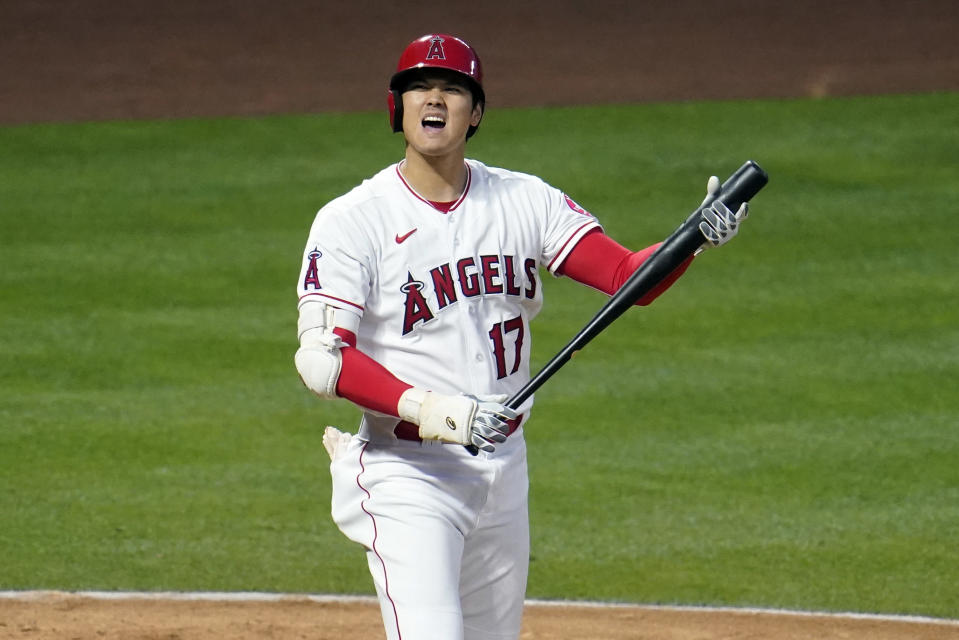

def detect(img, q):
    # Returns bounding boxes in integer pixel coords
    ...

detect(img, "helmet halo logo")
[426,36,446,60]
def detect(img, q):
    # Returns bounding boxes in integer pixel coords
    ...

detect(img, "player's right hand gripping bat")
[508,160,769,410]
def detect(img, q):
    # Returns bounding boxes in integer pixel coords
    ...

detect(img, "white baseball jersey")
[297,158,601,442]
[298,158,603,640]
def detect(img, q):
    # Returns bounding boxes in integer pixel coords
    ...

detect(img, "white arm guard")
[294,299,358,399]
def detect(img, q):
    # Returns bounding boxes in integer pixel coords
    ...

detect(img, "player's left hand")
[698,175,749,249]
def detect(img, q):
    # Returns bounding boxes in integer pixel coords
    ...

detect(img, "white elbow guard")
[295,345,342,399]
[294,299,357,399]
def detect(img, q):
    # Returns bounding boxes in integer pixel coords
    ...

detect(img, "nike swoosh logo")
[395,228,418,244]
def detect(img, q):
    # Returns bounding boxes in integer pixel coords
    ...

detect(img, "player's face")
[401,72,483,158]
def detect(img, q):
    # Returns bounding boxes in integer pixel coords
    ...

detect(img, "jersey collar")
[396,161,471,213]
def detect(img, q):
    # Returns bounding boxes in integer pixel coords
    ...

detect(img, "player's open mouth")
[422,116,446,129]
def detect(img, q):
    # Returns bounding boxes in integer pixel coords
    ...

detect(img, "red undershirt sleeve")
[327,228,691,417]
[331,328,410,417]
[557,228,694,305]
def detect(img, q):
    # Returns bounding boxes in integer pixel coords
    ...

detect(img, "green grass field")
[1,92,957,618]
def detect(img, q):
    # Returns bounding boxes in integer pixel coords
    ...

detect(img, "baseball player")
[295,34,748,640]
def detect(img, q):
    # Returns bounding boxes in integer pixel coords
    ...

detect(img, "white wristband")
[398,387,427,423]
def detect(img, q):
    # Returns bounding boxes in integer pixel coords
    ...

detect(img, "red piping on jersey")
[299,291,365,312]
[547,220,600,271]
[356,442,404,638]
[395,162,471,213]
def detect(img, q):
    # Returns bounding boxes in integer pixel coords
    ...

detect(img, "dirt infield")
[2,593,958,640]
[2,1,958,638]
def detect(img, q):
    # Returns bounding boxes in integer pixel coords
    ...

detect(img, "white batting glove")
[398,389,516,452]
[697,175,749,250]
[470,394,518,451]
[322,425,353,462]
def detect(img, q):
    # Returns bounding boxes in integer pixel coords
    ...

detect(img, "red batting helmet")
[388,34,485,139]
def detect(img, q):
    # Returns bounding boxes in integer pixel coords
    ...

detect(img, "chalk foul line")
[0,590,956,627]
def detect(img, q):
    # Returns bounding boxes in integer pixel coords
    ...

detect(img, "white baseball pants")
[330,432,530,640]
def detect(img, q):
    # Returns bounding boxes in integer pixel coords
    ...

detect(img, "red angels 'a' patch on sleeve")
[563,194,593,217]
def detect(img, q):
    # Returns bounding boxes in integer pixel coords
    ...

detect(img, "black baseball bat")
[508,160,768,410]
[466,160,768,454]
